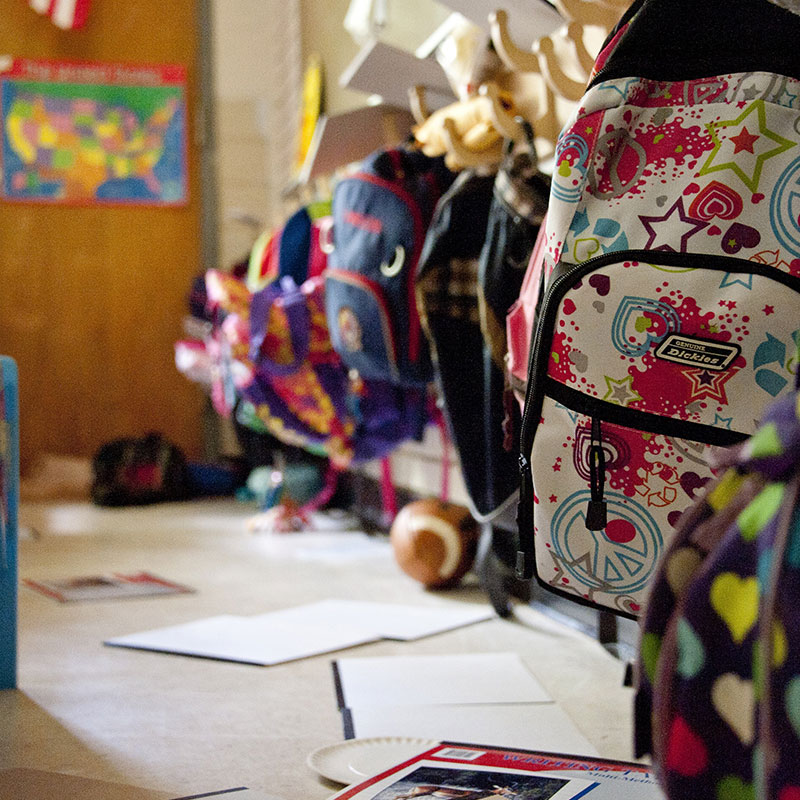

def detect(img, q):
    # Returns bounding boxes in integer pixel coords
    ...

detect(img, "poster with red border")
[23,571,195,603]
[328,742,663,800]
[0,56,188,206]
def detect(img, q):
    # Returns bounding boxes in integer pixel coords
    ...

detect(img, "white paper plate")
[307,736,439,785]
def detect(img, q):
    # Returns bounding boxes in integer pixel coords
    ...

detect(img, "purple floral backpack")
[243,275,429,468]
[634,376,800,799]
[515,0,800,618]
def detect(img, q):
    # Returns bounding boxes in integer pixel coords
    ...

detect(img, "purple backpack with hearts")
[633,381,800,799]
[514,0,800,619]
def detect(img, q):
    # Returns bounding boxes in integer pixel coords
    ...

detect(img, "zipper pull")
[586,416,607,531]
[516,452,535,579]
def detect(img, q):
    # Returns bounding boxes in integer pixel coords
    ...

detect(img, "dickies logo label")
[654,334,741,371]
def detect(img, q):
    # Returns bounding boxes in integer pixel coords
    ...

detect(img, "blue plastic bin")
[0,357,18,689]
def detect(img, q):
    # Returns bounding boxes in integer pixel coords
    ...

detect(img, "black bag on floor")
[91,432,190,507]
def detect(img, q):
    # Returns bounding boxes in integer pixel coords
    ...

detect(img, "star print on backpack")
[513,0,800,618]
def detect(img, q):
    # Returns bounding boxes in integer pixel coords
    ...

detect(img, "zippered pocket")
[324,268,400,383]
[516,249,800,613]
[521,393,738,617]
[521,249,800,450]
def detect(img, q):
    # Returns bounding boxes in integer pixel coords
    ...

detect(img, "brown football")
[389,498,480,589]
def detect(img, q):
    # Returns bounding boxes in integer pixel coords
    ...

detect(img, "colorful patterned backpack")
[634,380,800,799]
[245,275,355,466]
[244,275,429,468]
[514,0,800,617]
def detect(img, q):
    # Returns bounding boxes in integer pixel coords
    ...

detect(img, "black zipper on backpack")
[516,380,748,579]
[586,416,608,531]
[515,247,800,579]
[546,380,749,447]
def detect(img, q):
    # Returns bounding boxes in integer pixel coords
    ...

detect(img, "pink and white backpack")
[513,0,800,618]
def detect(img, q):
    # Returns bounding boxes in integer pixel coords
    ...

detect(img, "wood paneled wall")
[0,1,207,473]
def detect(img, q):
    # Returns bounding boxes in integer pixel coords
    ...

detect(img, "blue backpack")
[324,147,454,386]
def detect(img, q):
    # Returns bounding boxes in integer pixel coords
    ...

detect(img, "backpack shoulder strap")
[593,0,800,85]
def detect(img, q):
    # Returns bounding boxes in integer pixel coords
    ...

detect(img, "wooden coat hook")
[533,35,587,101]
[480,81,525,141]
[482,74,559,162]
[489,10,590,99]
[408,85,430,126]
[488,10,540,74]
[567,20,598,76]
[489,9,589,121]
[552,0,621,30]
[441,117,504,170]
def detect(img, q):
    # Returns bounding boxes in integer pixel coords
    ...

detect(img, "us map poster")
[0,57,187,205]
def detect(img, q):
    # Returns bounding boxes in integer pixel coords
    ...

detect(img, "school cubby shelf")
[0,357,18,690]
[436,0,564,46]
[335,0,567,109]
[295,103,417,186]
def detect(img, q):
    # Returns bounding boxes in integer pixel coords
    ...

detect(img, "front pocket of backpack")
[529,395,722,617]
[527,250,800,438]
[324,269,400,383]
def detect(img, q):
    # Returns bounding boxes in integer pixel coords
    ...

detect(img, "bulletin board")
[0,57,188,206]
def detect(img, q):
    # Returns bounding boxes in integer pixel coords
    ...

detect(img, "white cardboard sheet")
[343,702,599,756]
[105,600,495,665]
[256,599,495,640]
[334,652,552,707]
[106,614,379,665]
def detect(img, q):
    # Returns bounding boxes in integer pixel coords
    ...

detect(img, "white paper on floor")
[105,600,495,665]
[343,702,598,757]
[333,652,552,707]
[331,651,598,757]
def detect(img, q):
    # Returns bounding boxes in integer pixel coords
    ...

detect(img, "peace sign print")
[548,490,664,596]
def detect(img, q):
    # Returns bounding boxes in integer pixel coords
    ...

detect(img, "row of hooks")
[410,0,630,170]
